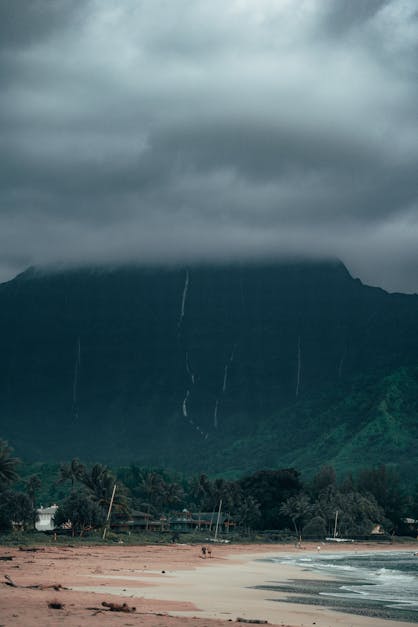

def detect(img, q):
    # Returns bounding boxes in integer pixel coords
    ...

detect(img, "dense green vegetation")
[1,440,417,540]
[1,261,418,481]
[207,366,418,484]
[0,440,34,532]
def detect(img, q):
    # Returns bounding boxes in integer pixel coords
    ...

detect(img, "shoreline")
[0,541,417,626]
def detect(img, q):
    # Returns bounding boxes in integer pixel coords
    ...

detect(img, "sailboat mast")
[214,499,223,541]
[103,483,117,540]
[333,510,338,538]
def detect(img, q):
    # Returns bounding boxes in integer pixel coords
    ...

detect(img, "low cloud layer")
[1,0,417,292]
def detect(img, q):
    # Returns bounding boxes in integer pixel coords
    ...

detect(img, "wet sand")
[0,541,416,626]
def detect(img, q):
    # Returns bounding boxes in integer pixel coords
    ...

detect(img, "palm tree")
[0,440,19,487]
[79,464,129,516]
[162,481,184,511]
[189,474,213,510]
[211,478,240,513]
[58,458,85,488]
[137,471,165,529]
[280,494,314,540]
[25,474,41,529]
[26,474,41,506]
[237,495,261,534]
[80,464,113,504]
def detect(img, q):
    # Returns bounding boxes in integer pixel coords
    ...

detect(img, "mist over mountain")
[0,260,417,480]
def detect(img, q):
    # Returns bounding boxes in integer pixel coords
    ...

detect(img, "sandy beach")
[0,541,417,626]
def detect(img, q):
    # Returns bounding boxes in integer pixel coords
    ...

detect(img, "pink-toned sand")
[1,540,417,626]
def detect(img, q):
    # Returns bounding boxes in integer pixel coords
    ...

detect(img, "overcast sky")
[0,0,417,292]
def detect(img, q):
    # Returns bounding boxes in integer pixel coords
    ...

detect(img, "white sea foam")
[272,550,418,613]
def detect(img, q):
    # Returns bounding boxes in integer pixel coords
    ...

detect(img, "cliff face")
[1,261,417,476]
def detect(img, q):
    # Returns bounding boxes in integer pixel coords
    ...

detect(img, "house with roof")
[110,510,167,533]
[168,511,236,534]
[35,505,59,531]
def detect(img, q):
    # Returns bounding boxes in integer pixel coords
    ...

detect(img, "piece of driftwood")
[0,556,13,561]
[4,575,68,591]
[18,547,45,552]
[38,584,68,591]
[48,600,65,610]
[86,607,106,612]
[101,601,136,613]
[236,619,269,624]
[88,606,169,618]
[4,575,19,587]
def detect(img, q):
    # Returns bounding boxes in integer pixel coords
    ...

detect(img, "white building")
[35,505,58,531]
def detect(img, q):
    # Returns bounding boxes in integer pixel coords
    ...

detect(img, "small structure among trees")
[35,505,59,532]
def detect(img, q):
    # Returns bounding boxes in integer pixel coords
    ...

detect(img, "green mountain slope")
[0,261,417,479]
[191,367,418,481]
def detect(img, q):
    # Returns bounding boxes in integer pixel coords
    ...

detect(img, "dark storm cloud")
[0,0,417,292]
[321,0,391,36]
[0,0,87,50]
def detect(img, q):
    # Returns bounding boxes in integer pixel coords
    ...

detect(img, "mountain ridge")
[0,260,417,480]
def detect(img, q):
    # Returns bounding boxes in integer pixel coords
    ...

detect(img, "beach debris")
[101,601,136,613]
[86,607,104,611]
[87,606,109,615]
[18,546,45,552]
[88,606,168,619]
[3,574,68,591]
[236,619,269,624]
[48,600,65,610]
[0,556,13,561]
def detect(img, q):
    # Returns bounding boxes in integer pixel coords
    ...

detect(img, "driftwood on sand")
[236,619,269,624]
[101,601,136,613]
[4,574,68,591]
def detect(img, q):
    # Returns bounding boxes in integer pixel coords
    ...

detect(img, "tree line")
[1,439,417,538]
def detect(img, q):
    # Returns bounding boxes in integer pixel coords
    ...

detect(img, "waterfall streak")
[222,345,236,393]
[216,344,237,428]
[214,400,219,429]
[182,390,190,417]
[222,365,228,393]
[186,351,195,385]
[178,270,189,328]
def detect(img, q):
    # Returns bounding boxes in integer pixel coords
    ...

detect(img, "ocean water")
[260,550,418,622]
